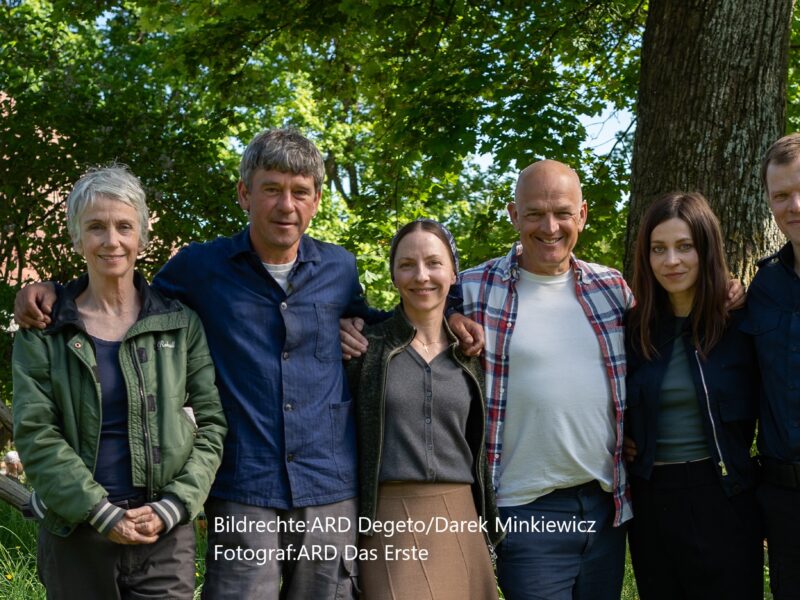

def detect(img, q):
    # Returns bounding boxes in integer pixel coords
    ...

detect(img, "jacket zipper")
[694,350,728,477]
[76,337,104,478]
[130,342,155,499]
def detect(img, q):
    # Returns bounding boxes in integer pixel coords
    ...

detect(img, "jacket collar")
[757,241,795,271]
[46,272,182,335]
[778,241,796,272]
[381,305,464,357]
[227,227,321,265]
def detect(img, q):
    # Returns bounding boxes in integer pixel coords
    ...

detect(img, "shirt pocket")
[315,303,345,362]
[330,400,356,483]
[739,308,781,336]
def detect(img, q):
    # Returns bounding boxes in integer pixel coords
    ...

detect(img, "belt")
[760,458,800,490]
[647,457,716,487]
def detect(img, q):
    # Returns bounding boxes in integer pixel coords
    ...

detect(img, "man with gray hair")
[16,128,382,598]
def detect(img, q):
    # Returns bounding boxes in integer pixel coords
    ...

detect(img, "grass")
[0,503,775,599]
[0,502,44,599]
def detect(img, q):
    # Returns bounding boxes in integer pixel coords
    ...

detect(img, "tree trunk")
[626,0,793,282]
[0,402,12,435]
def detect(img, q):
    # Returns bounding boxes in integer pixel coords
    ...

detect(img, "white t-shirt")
[497,268,615,507]
[262,260,295,293]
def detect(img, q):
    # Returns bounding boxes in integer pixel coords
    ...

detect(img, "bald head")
[514,160,582,204]
[508,159,587,275]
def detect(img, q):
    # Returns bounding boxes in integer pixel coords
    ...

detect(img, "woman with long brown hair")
[625,192,762,599]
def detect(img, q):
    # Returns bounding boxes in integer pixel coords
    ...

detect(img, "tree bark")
[0,402,12,435]
[626,0,794,282]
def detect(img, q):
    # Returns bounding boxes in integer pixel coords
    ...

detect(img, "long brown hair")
[629,192,729,360]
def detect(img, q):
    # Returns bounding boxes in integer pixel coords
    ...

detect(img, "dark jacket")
[12,273,227,537]
[346,307,502,545]
[741,243,800,461]
[625,309,759,496]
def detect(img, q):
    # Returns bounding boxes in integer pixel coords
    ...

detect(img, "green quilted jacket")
[12,273,227,537]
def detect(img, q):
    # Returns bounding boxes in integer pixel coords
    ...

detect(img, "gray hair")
[239,128,325,192]
[66,165,149,251]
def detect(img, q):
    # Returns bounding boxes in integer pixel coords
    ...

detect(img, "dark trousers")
[758,481,800,599]
[629,460,763,600]
[201,496,358,600]
[495,481,626,600]
[38,522,196,600]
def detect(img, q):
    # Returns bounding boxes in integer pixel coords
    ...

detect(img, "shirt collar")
[227,227,321,265]
[503,241,583,283]
[778,241,795,271]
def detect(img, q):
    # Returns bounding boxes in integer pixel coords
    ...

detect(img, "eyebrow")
[396,253,447,261]
[650,237,693,244]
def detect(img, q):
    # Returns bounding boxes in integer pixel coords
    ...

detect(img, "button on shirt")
[153,228,382,509]
[743,243,800,461]
[378,346,474,483]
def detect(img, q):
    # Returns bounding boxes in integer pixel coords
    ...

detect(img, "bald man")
[458,161,632,600]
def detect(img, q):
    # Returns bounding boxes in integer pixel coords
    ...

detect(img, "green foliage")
[0,1,243,290]
[0,503,42,599]
[129,0,646,273]
[785,9,800,134]
[1,1,648,316]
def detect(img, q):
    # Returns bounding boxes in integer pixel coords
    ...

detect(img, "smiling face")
[78,196,141,282]
[649,217,699,316]
[508,160,587,275]
[237,168,321,264]
[766,156,800,251]
[391,229,457,324]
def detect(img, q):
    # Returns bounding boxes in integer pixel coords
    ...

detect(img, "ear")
[236,180,250,213]
[507,202,519,230]
[577,200,588,232]
[311,188,322,217]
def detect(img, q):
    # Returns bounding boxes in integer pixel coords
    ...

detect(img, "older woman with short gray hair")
[12,165,226,600]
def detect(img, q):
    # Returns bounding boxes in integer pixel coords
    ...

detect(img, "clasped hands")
[107,505,165,545]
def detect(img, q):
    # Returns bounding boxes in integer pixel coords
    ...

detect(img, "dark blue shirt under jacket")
[742,242,800,462]
[153,228,383,509]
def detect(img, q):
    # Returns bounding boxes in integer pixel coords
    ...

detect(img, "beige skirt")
[359,482,499,600]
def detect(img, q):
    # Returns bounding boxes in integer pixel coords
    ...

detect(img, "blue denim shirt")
[153,228,382,508]
[742,242,800,462]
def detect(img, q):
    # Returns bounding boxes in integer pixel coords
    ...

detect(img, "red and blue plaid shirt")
[460,242,634,526]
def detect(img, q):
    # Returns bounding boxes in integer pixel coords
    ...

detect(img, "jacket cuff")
[147,495,187,534]
[88,498,125,536]
[29,491,48,520]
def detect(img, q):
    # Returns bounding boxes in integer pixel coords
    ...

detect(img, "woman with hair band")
[625,192,762,599]
[347,219,500,600]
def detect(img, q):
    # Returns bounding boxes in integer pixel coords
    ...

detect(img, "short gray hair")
[239,128,325,192]
[66,165,149,251]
